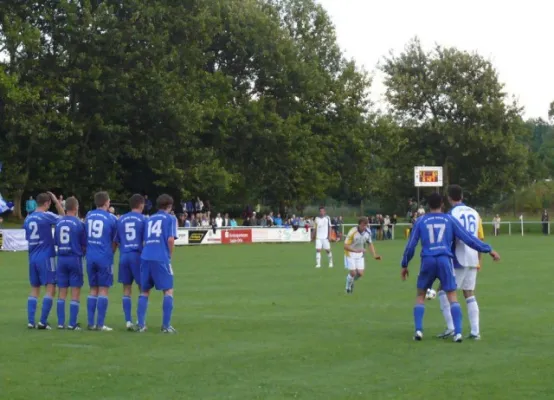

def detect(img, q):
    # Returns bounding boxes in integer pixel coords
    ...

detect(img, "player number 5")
[125,222,136,241]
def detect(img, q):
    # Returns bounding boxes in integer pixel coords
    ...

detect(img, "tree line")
[1,0,552,218]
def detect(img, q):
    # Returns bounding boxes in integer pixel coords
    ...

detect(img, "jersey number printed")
[459,214,477,234]
[88,220,104,238]
[125,223,136,241]
[29,221,39,240]
[426,224,446,244]
[60,226,70,244]
[147,220,162,238]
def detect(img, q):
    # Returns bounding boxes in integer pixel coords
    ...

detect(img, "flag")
[0,192,13,214]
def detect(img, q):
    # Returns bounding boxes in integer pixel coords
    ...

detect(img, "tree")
[380,37,529,205]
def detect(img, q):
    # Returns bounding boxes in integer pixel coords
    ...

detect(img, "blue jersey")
[115,211,146,254]
[55,216,86,257]
[85,209,118,262]
[401,213,491,267]
[23,211,60,260]
[141,211,178,264]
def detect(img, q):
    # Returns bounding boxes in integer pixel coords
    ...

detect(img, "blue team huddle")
[23,191,178,333]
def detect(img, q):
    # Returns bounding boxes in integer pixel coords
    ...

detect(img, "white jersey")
[450,204,482,268]
[314,216,331,240]
[344,227,372,259]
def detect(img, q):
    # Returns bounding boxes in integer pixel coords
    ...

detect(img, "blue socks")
[162,295,173,328]
[57,299,66,326]
[122,296,132,323]
[137,295,149,328]
[96,296,109,327]
[40,296,53,325]
[414,304,425,332]
[450,302,463,335]
[69,301,80,328]
[87,296,98,327]
[28,296,38,325]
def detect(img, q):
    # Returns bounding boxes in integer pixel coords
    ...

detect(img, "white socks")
[328,252,333,266]
[466,296,480,336]
[316,252,321,266]
[346,274,354,290]
[438,290,454,331]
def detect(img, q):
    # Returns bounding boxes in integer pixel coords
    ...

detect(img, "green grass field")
[0,236,552,399]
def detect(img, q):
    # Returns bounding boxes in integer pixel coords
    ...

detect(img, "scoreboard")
[414,166,443,187]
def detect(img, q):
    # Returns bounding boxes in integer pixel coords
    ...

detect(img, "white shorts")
[315,239,331,250]
[455,267,477,291]
[345,256,364,270]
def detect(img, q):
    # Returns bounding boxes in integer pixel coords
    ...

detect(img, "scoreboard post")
[414,166,443,206]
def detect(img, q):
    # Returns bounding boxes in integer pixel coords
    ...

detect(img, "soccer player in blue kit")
[23,192,65,329]
[136,194,178,333]
[54,197,86,330]
[401,193,500,343]
[85,191,118,331]
[115,194,146,330]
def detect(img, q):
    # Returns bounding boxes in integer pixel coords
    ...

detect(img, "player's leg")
[153,262,176,332]
[38,257,56,329]
[96,263,114,331]
[438,257,463,342]
[324,240,333,267]
[315,240,322,268]
[68,258,84,330]
[118,254,134,329]
[437,274,456,338]
[136,261,154,332]
[56,258,70,329]
[87,261,99,330]
[28,261,41,328]
[414,258,434,340]
[345,258,356,293]
[462,268,480,339]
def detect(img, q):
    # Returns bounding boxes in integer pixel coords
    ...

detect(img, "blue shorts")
[417,256,457,292]
[87,258,114,288]
[57,256,84,288]
[140,260,174,292]
[29,257,57,287]
[118,252,141,286]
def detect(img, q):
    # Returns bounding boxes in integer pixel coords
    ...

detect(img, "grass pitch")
[0,236,552,399]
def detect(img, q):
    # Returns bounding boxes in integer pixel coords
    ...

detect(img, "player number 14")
[147,219,162,238]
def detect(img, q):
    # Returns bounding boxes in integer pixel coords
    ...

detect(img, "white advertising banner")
[175,228,189,246]
[252,227,311,243]
[1,229,29,251]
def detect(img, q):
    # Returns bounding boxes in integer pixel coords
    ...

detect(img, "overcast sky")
[317,0,553,120]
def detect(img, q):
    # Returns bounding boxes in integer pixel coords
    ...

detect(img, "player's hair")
[65,196,79,212]
[427,193,443,210]
[319,206,325,210]
[36,193,51,207]
[156,194,174,210]
[94,191,110,208]
[358,217,369,225]
[129,194,145,209]
[448,185,463,202]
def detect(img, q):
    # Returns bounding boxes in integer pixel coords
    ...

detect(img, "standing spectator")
[230,218,238,227]
[215,213,223,228]
[144,195,153,215]
[274,213,283,226]
[541,209,549,235]
[26,196,37,215]
[252,212,259,226]
[493,215,501,236]
[196,197,204,213]
[260,214,268,227]
[201,213,210,227]
[223,213,230,227]
[59,195,66,211]
[243,216,251,226]
[190,214,198,227]
[384,215,391,240]
[178,213,187,227]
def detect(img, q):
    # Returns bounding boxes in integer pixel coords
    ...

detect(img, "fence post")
[508,222,511,236]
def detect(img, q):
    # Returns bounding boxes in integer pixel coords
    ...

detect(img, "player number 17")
[426,223,446,244]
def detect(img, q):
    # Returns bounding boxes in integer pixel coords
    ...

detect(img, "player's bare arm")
[368,243,381,260]
[47,191,65,215]
[168,236,175,258]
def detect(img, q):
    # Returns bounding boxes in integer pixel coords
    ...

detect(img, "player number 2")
[60,226,70,244]
[125,222,136,241]
[29,221,39,240]
[459,214,477,234]
[426,223,446,244]
[147,220,162,238]
[88,220,104,239]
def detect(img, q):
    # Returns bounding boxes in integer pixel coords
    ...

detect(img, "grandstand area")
[0,236,551,399]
